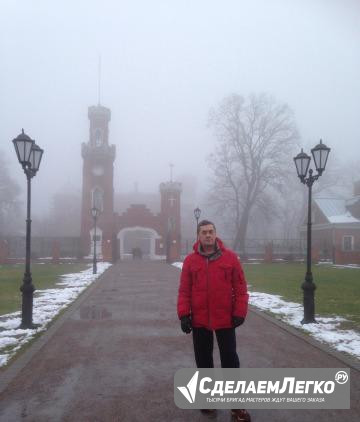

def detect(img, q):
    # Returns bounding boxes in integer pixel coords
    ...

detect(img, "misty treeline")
[32,191,81,237]
[0,153,22,236]
[0,91,359,242]
[205,93,358,253]
[0,152,81,237]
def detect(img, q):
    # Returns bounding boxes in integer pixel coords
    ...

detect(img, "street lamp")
[293,139,330,324]
[194,207,201,239]
[91,206,100,274]
[12,129,44,329]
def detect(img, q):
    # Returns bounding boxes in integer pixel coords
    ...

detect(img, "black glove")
[180,315,192,334]
[232,316,245,328]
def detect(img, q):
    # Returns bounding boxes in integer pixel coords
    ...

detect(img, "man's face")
[198,224,216,247]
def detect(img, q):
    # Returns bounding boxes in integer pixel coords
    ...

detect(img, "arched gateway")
[117,226,161,260]
[80,104,182,262]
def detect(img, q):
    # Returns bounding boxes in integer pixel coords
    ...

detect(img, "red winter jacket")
[177,238,249,330]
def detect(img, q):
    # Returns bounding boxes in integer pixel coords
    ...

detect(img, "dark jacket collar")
[193,237,224,261]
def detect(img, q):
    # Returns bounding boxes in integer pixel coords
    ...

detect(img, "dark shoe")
[231,409,251,422]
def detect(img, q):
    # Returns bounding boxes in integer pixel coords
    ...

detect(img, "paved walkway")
[0,261,359,422]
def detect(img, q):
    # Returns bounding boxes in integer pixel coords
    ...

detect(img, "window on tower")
[92,187,104,212]
[94,128,103,147]
[167,216,176,232]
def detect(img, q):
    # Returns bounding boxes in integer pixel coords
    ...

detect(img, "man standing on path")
[177,220,251,422]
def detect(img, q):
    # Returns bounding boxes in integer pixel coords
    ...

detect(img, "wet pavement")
[0,261,359,421]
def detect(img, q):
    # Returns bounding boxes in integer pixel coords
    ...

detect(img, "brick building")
[300,182,360,264]
[80,104,182,262]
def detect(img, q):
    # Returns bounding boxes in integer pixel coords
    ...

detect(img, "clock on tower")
[92,164,104,176]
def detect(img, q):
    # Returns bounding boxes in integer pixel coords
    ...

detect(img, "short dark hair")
[197,219,216,234]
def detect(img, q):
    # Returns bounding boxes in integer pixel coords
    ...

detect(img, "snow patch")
[172,262,360,360]
[0,262,111,367]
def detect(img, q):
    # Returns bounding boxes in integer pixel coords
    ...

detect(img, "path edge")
[249,305,360,372]
[0,264,116,394]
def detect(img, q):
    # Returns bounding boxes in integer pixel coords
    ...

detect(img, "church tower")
[159,181,182,262]
[80,105,116,259]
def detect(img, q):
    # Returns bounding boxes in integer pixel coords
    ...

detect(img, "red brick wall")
[310,227,360,264]
[310,228,334,260]
[0,240,9,264]
[333,228,360,264]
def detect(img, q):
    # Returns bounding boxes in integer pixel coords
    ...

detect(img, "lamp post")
[12,129,44,329]
[194,207,201,239]
[91,207,99,274]
[293,139,330,324]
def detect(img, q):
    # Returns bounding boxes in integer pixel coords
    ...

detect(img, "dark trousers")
[192,327,240,368]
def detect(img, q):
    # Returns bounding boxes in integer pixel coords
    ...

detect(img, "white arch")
[117,226,163,260]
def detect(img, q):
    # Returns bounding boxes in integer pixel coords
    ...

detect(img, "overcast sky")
[1,0,359,216]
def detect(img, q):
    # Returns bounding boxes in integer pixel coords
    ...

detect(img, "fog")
[1,0,359,219]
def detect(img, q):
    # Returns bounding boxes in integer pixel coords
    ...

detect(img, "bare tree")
[322,157,360,198]
[275,179,307,240]
[207,93,299,253]
[0,152,22,236]
[33,190,81,237]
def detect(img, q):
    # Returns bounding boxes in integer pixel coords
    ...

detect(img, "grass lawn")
[243,263,360,331]
[0,263,89,316]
